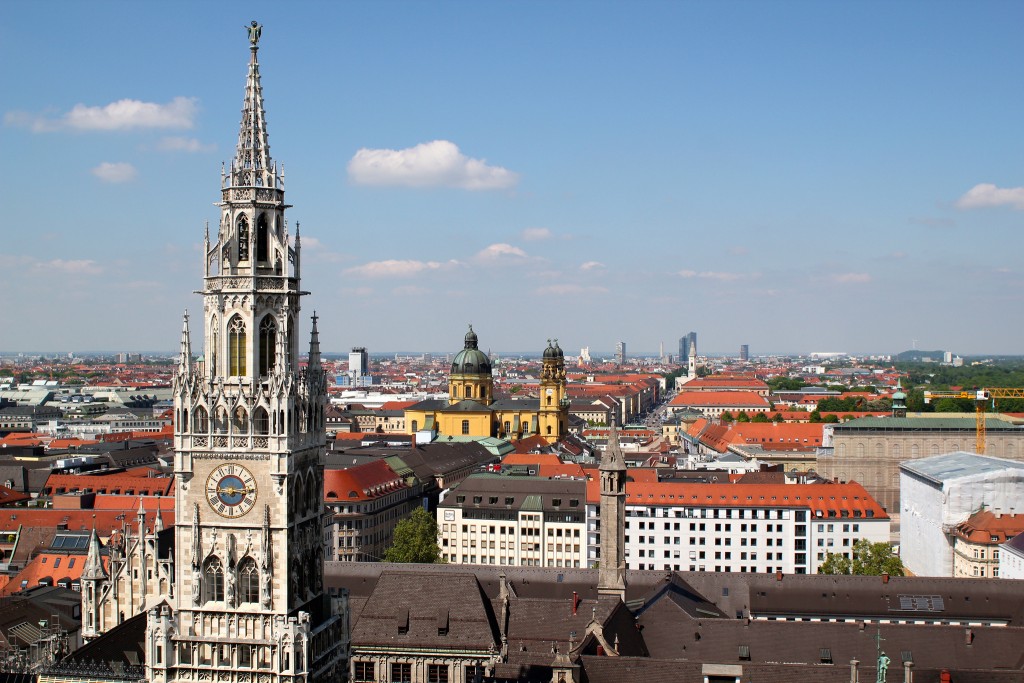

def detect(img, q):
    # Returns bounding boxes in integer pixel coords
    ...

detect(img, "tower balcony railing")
[205,275,298,293]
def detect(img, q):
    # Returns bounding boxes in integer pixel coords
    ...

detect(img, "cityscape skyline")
[3,2,1023,355]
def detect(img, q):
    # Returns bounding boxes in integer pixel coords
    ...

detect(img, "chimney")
[849,658,859,683]
[572,591,579,616]
[776,570,783,582]
[965,628,974,645]
[882,573,889,584]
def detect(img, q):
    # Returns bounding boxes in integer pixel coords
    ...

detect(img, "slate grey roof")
[351,570,498,651]
[440,399,492,413]
[899,451,1024,484]
[489,398,541,411]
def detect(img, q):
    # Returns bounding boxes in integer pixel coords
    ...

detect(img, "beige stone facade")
[817,416,1024,529]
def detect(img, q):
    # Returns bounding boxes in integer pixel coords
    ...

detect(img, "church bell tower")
[148,23,341,683]
[538,339,568,443]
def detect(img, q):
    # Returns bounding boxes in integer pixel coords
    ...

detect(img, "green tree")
[752,413,769,423]
[736,411,751,423]
[720,411,735,423]
[823,413,840,424]
[383,507,442,563]
[934,397,971,412]
[818,539,905,576]
[809,410,823,423]
[772,412,785,423]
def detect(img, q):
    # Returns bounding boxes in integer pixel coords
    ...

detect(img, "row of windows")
[356,661,484,683]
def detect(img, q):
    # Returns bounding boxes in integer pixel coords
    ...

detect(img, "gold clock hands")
[216,484,255,497]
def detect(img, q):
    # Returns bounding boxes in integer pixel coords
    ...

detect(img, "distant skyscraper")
[349,346,369,377]
[615,341,626,365]
[739,344,749,361]
[679,331,697,363]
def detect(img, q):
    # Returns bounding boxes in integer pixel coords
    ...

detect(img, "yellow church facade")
[405,326,568,444]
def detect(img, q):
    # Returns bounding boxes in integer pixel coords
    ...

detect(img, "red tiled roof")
[0,485,32,506]
[682,377,768,391]
[669,391,770,408]
[954,510,1024,544]
[0,509,174,536]
[324,460,407,502]
[44,472,174,497]
[1,551,108,596]
[584,479,887,519]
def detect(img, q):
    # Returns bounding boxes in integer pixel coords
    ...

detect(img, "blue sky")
[2,1,1023,357]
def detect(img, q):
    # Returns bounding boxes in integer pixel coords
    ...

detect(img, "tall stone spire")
[307,311,322,371]
[598,420,627,600]
[230,21,278,191]
[178,312,193,377]
[82,529,107,581]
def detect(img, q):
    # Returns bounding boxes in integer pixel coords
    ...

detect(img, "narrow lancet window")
[259,316,277,376]
[256,214,269,263]
[237,215,250,261]
[228,316,247,376]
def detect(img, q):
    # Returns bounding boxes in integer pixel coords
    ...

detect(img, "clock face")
[206,464,257,518]
[546,388,554,395]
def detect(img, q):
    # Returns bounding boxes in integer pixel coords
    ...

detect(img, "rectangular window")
[428,664,449,683]
[391,662,412,683]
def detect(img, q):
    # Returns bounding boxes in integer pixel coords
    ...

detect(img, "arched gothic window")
[237,215,249,261]
[228,316,247,376]
[253,407,269,436]
[214,407,229,434]
[233,407,249,434]
[192,407,209,433]
[259,316,277,376]
[238,557,259,604]
[204,557,224,603]
[256,214,269,263]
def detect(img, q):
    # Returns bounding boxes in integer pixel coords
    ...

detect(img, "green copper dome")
[451,325,491,375]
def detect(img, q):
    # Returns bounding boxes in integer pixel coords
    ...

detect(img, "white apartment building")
[437,475,587,568]
[585,479,890,575]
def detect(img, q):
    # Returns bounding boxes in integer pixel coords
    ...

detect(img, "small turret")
[82,529,107,581]
[178,312,193,377]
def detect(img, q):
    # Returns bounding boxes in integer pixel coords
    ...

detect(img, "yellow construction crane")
[922,388,1024,455]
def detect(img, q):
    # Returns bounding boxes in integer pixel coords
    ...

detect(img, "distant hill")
[896,349,946,362]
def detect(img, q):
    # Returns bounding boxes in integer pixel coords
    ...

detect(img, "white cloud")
[299,236,346,263]
[392,285,428,296]
[678,270,753,282]
[580,261,605,271]
[7,96,198,132]
[156,136,214,153]
[344,259,461,278]
[91,162,138,183]
[956,183,1024,210]
[831,272,872,284]
[38,259,103,276]
[475,243,527,261]
[522,227,552,241]
[347,140,519,190]
[534,284,609,296]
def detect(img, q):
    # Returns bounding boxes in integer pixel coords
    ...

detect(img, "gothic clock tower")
[146,23,342,683]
